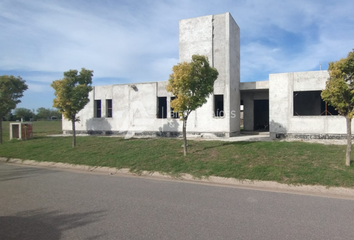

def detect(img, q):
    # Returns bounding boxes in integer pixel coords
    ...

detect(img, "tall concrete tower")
[179,13,240,136]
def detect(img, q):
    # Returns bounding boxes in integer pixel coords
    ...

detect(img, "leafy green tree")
[14,108,34,121]
[50,109,62,120]
[5,112,14,121]
[36,108,62,120]
[321,49,354,166]
[51,68,93,147]
[166,55,218,156]
[0,75,28,144]
[36,107,51,120]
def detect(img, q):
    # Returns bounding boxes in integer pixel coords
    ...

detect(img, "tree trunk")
[183,117,187,156]
[0,116,3,144]
[346,115,351,166]
[72,116,76,148]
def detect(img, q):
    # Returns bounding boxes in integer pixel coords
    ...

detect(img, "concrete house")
[62,12,349,140]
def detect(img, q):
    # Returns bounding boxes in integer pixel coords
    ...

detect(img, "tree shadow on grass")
[0,208,106,240]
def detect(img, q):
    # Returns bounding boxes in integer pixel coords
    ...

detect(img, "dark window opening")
[240,99,244,129]
[170,97,179,119]
[94,100,101,118]
[157,97,167,119]
[293,91,339,116]
[214,95,224,117]
[106,99,112,118]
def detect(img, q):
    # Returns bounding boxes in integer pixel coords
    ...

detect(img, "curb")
[1,157,354,199]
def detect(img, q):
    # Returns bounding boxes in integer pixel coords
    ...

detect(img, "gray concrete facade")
[269,71,351,139]
[62,13,349,140]
[178,12,240,136]
[63,13,241,138]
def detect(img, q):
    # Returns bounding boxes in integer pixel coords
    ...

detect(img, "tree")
[5,112,14,121]
[166,55,218,156]
[13,108,34,121]
[36,107,51,120]
[51,68,93,147]
[0,75,28,144]
[321,49,354,166]
[50,109,62,120]
[36,108,62,120]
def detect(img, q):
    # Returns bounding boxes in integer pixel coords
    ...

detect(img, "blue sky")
[1,0,353,110]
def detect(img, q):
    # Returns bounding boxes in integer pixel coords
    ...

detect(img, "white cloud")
[1,0,353,92]
[0,0,179,82]
[27,82,51,93]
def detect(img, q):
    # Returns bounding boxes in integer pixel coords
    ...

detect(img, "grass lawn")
[0,120,354,188]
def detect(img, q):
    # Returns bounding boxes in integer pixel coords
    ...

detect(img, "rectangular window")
[293,91,339,116]
[170,97,179,119]
[157,97,167,118]
[106,99,112,118]
[94,100,101,118]
[214,95,224,117]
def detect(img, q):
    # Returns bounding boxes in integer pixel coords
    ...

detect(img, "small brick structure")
[10,122,33,140]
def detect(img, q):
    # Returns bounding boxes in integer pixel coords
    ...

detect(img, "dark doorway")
[12,125,19,139]
[254,99,269,131]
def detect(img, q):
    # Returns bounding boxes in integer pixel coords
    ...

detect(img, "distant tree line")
[4,107,62,121]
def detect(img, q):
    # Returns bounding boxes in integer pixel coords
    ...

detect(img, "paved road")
[1,163,354,240]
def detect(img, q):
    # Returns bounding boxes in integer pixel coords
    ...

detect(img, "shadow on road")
[0,208,106,240]
[0,163,57,182]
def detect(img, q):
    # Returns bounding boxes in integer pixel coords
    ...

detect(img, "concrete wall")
[63,82,163,134]
[269,71,352,139]
[179,15,213,63]
[63,83,235,136]
[240,81,269,90]
[228,14,241,134]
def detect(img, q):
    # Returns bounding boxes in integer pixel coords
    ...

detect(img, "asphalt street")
[0,162,354,240]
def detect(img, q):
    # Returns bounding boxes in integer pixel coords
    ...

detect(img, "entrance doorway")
[254,99,269,131]
[12,125,19,139]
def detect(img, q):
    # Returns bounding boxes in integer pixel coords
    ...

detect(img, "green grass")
[1,120,354,188]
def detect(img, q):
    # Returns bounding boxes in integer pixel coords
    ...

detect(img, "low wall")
[271,132,353,140]
[63,130,240,138]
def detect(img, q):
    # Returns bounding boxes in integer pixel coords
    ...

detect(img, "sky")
[1,0,353,110]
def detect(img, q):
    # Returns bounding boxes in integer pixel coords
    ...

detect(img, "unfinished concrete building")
[63,12,240,138]
[62,13,349,140]
[241,71,344,139]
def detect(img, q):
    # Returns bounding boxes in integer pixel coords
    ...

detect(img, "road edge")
[1,157,354,200]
